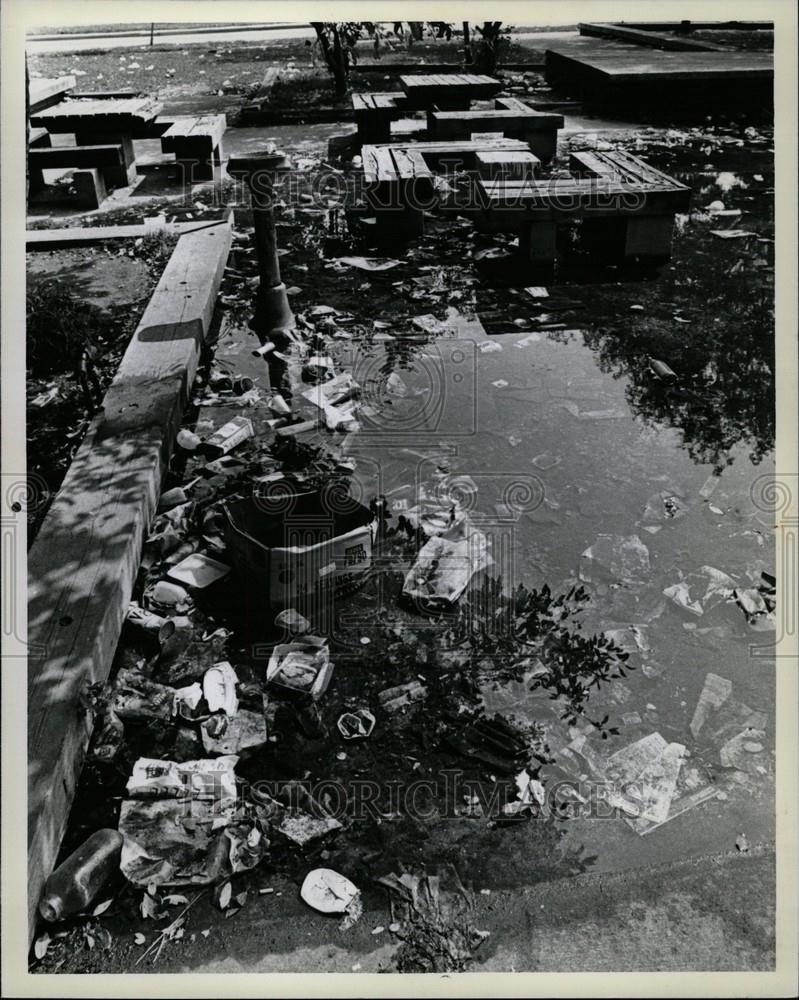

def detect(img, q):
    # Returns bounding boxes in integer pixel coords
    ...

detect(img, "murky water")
[285,120,777,875]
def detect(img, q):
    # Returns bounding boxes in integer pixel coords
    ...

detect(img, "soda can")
[126,603,176,643]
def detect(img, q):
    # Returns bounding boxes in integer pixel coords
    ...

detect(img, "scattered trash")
[649,358,677,382]
[125,603,176,643]
[176,429,201,451]
[39,829,123,922]
[709,229,754,239]
[224,489,375,606]
[266,637,333,700]
[119,756,239,886]
[524,286,549,298]
[300,869,360,920]
[337,709,376,740]
[532,452,560,471]
[663,565,737,616]
[491,379,508,388]
[402,517,491,606]
[735,833,750,853]
[167,553,231,589]
[579,535,650,588]
[337,256,401,271]
[378,680,428,714]
[274,608,311,635]
[204,416,255,457]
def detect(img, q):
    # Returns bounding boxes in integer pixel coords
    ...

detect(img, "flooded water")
[262,117,775,879]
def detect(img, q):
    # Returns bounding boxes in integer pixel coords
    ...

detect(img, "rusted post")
[228,151,295,338]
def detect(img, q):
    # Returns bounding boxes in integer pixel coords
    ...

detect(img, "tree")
[468,21,508,74]
[310,22,363,98]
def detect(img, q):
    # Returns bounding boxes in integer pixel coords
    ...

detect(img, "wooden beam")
[25,217,230,251]
[26,220,233,945]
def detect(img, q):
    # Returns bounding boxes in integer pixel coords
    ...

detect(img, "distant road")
[26,23,316,53]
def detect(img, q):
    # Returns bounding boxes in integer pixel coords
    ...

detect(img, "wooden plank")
[29,75,77,113]
[391,148,416,180]
[25,217,230,251]
[27,220,233,946]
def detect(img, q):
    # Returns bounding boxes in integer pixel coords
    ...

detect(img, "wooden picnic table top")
[30,97,163,131]
[399,73,501,92]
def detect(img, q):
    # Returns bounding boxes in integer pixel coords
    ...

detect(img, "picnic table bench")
[352,92,408,143]
[476,149,690,270]
[30,97,163,171]
[399,73,502,110]
[362,137,530,236]
[427,96,564,161]
[28,144,134,196]
[160,114,227,181]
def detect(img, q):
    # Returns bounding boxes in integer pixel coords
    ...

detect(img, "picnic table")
[30,97,163,169]
[399,73,502,110]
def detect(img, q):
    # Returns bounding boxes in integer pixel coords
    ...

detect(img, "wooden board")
[26,218,229,251]
[30,97,163,134]
[478,176,690,221]
[362,138,528,182]
[26,221,233,945]
[29,76,76,114]
[161,114,226,145]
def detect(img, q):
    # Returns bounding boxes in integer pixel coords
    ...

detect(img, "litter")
[274,608,311,634]
[478,341,502,353]
[337,709,376,740]
[158,487,190,514]
[491,379,508,388]
[203,662,239,716]
[719,729,769,774]
[119,756,239,886]
[337,256,401,271]
[649,358,677,381]
[524,286,549,298]
[709,229,754,239]
[266,637,333,701]
[698,474,720,499]
[532,452,560,471]
[300,868,360,914]
[167,553,231,589]
[411,314,448,335]
[402,518,491,606]
[663,565,737,616]
[39,829,123,922]
[204,416,254,457]
[223,489,375,606]
[579,534,650,588]
[125,603,176,643]
[378,680,428,714]
[144,580,191,614]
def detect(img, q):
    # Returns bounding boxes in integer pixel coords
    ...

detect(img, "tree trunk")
[462,22,472,65]
[473,21,503,75]
[312,22,350,97]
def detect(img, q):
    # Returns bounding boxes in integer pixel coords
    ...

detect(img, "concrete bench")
[160,114,226,181]
[476,150,690,271]
[352,92,408,144]
[362,138,529,236]
[427,97,564,161]
[28,143,134,193]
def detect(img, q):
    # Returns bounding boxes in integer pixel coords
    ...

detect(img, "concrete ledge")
[26,220,232,944]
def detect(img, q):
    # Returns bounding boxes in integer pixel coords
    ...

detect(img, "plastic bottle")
[38,829,123,922]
